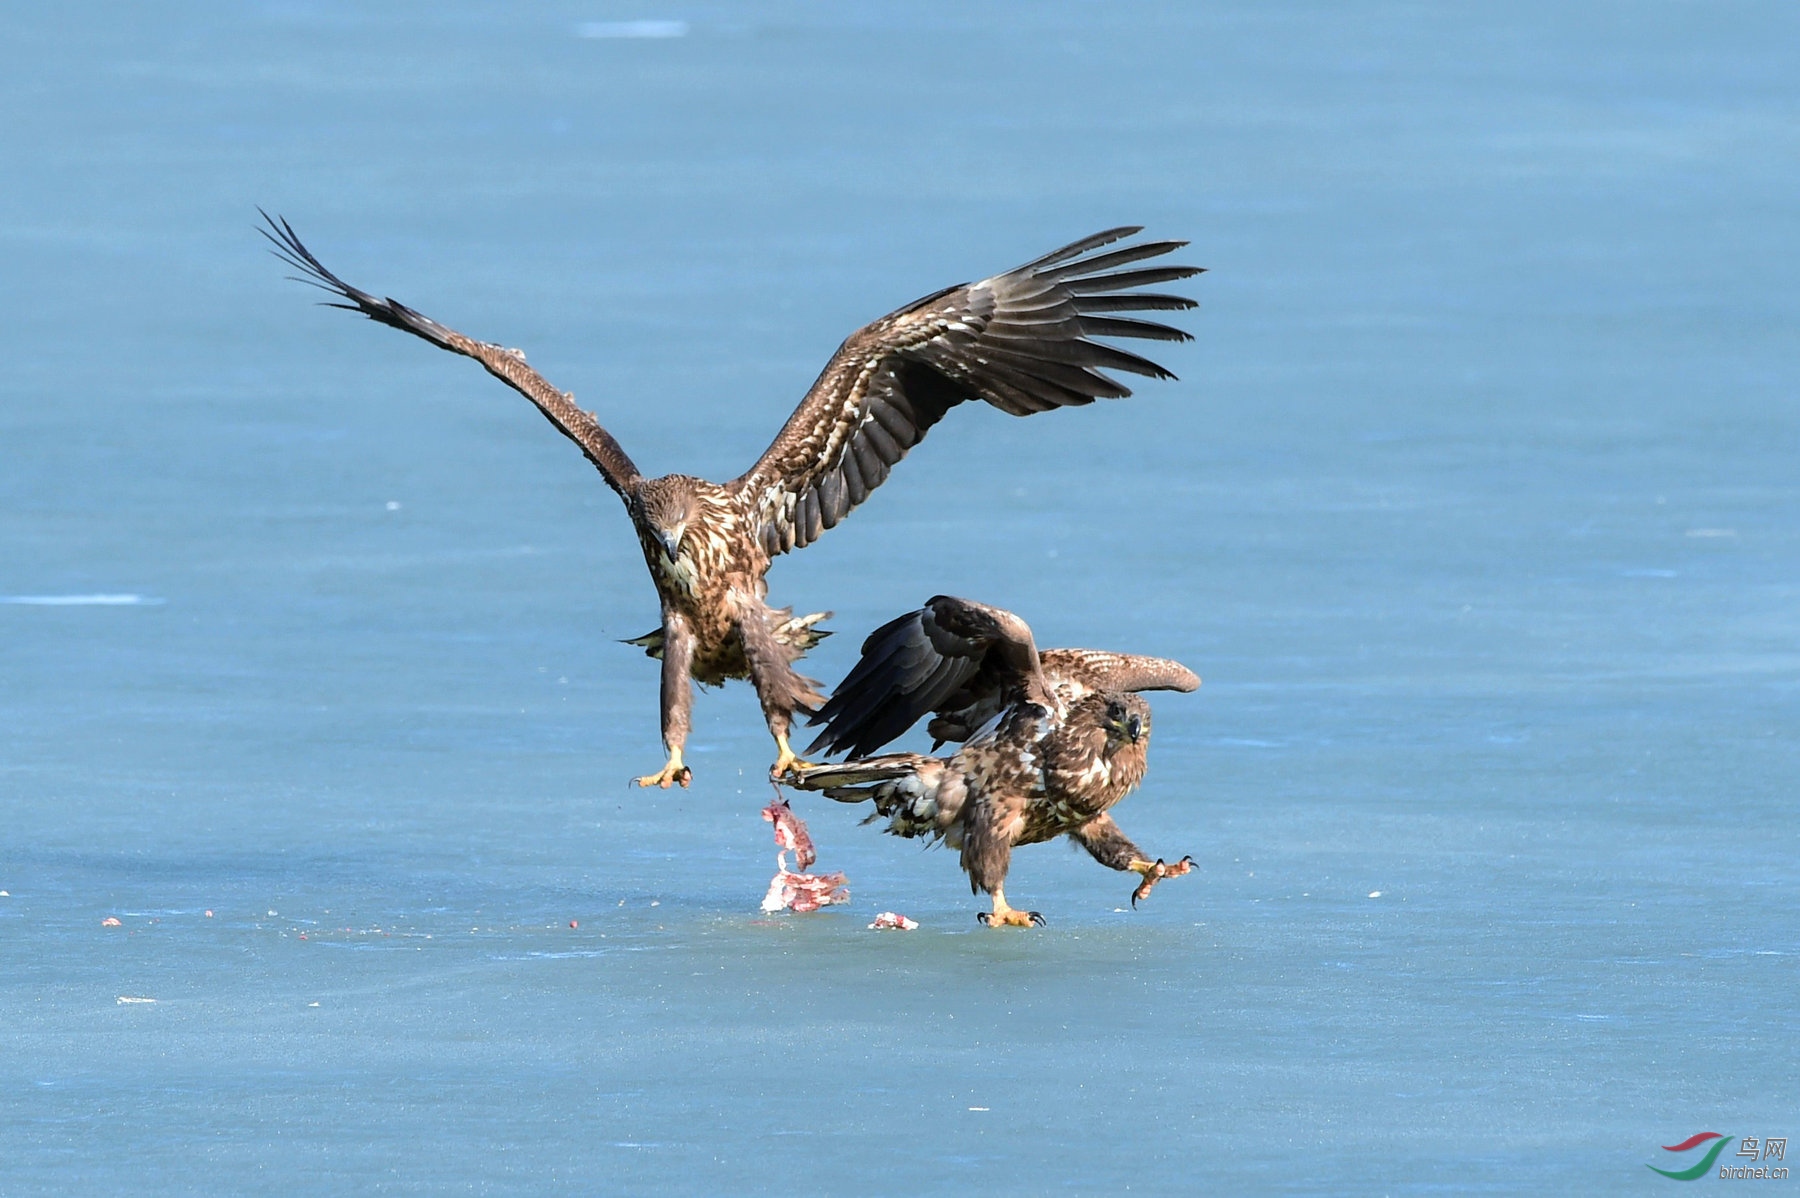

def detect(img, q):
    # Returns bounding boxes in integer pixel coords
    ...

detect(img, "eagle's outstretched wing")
[806,595,1053,759]
[261,212,642,498]
[732,228,1201,556]
[1039,649,1200,698]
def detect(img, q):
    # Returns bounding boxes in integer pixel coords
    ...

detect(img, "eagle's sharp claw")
[768,730,820,783]
[769,748,816,782]
[1128,855,1195,907]
[631,760,692,789]
[1029,911,1046,927]
[976,912,991,926]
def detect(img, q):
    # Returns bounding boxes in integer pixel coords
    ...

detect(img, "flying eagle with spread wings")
[263,215,1199,789]
[790,596,1200,926]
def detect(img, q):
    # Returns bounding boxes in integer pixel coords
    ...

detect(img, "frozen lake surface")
[3,4,1796,1193]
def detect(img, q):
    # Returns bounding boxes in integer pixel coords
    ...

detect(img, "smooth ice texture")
[2,4,1796,1194]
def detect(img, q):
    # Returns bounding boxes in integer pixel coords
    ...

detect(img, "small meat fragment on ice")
[868,911,919,931]
[762,798,817,870]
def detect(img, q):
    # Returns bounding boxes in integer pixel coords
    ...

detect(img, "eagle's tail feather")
[622,611,829,664]
[622,628,665,658]
[787,753,948,840]
[771,609,832,653]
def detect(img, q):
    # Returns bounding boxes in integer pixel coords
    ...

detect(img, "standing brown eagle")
[791,596,1200,926]
[263,215,1199,788]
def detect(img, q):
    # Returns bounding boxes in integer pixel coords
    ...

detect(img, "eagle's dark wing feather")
[807,595,1051,759]
[732,228,1201,556]
[261,212,642,498]
[1039,649,1200,696]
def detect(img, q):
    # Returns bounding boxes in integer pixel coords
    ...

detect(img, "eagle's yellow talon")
[632,750,690,789]
[1128,855,1194,907]
[979,890,1045,928]
[977,908,1045,928]
[769,734,816,781]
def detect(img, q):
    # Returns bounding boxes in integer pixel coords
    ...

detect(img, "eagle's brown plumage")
[263,215,1200,787]
[790,596,1200,925]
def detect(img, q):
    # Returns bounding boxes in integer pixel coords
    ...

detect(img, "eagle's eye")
[1105,702,1126,725]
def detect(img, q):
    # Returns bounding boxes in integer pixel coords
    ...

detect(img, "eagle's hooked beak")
[1126,713,1144,744]
[656,526,684,563]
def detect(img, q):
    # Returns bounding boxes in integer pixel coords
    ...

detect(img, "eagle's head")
[1099,694,1151,753]
[633,476,703,563]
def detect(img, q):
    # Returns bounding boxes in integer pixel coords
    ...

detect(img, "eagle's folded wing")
[731,228,1201,556]
[1039,649,1200,697]
[807,595,1051,759]
[262,212,642,498]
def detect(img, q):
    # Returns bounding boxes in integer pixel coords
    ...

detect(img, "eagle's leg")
[1070,814,1193,907]
[633,613,694,789]
[963,800,1042,927]
[976,885,1046,928]
[738,604,821,781]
